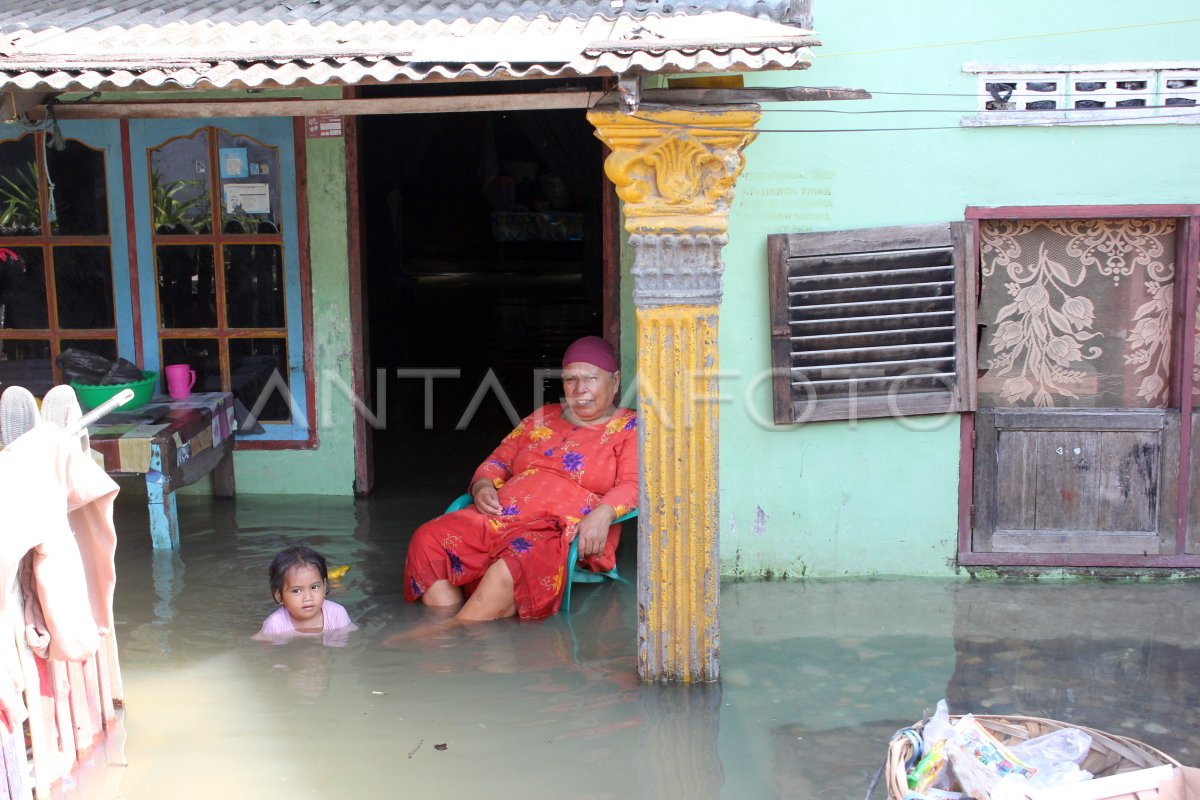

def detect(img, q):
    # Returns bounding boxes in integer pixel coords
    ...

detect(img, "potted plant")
[0,162,40,235]
[151,168,211,233]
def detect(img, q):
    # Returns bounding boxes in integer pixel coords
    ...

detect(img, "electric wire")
[623,104,1200,134]
[754,103,1200,114]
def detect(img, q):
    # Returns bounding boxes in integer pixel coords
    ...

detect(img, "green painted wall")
[621,2,1200,576]
[168,3,1199,536]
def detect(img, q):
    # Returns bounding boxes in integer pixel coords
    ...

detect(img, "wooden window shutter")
[767,223,977,424]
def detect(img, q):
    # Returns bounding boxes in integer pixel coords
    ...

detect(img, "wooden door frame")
[601,147,622,353]
[958,203,1200,568]
[346,89,375,495]
[1177,217,1199,553]
[600,74,624,356]
[347,99,623,495]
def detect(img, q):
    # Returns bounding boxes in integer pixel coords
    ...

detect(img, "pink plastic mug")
[165,363,196,399]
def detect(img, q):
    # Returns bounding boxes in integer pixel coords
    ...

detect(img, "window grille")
[963,64,1200,126]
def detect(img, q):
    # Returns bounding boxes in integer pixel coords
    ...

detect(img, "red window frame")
[958,204,1200,567]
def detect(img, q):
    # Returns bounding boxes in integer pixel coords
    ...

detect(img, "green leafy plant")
[151,167,210,232]
[0,162,41,232]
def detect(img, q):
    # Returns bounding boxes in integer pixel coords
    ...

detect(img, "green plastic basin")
[69,370,158,412]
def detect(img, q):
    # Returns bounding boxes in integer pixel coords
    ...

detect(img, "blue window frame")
[0,121,135,394]
[128,118,309,442]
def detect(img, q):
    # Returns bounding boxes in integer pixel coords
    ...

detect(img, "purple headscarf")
[562,336,618,372]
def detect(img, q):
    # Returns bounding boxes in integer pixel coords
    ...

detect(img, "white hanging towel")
[0,423,119,733]
[42,388,120,637]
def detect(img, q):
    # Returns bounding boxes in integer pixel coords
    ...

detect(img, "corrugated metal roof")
[0,0,816,92]
[2,0,805,27]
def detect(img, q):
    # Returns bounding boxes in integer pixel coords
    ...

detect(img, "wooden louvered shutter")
[767,223,977,424]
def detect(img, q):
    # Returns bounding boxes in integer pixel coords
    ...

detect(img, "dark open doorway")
[358,89,613,497]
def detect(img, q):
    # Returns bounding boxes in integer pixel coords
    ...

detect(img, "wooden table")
[86,392,237,549]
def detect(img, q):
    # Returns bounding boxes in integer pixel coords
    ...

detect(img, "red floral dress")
[403,404,638,619]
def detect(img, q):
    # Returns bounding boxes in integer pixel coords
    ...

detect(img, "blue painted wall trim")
[127,117,309,441]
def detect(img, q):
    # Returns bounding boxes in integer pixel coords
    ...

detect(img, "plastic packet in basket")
[944,715,1037,799]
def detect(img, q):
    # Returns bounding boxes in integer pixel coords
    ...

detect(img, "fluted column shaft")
[588,105,759,683]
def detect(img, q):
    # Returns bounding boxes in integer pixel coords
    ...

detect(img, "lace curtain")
[977,218,1178,409]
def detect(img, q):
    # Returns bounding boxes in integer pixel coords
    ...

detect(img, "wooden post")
[50,660,77,763]
[66,661,94,756]
[96,635,117,724]
[588,105,759,682]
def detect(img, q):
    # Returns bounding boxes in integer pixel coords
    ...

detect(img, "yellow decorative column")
[588,105,760,683]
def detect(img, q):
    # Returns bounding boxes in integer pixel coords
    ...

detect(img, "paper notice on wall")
[218,147,249,178]
[224,183,270,214]
[305,115,344,138]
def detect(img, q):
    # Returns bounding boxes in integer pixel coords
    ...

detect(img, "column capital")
[588,105,761,237]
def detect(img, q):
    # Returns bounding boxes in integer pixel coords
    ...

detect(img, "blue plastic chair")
[443,493,634,613]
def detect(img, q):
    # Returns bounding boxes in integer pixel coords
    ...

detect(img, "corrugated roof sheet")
[0,0,816,92]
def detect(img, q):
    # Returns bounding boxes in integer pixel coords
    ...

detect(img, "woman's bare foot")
[382,611,463,647]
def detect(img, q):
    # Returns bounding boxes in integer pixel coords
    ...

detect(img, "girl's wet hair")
[268,545,329,600]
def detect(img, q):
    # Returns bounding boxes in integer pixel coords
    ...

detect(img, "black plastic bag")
[57,348,144,385]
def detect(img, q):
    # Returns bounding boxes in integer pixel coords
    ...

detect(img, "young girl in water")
[254,545,356,643]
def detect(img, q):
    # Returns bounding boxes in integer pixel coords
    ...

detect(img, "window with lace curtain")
[976,218,1180,409]
[967,208,1200,560]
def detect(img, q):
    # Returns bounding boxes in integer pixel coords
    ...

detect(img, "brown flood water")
[55,485,1200,800]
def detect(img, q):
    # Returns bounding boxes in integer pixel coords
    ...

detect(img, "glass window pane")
[217,131,282,235]
[0,339,52,395]
[59,338,117,363]
[149,130,212,235]
[224,244,284,328]
[161,338,220,393]
[230,337,290,422]
[47,140,108,236]
[0,247,47,329]
[156,244,216,329]
[0,136,40,236]
[55,246,114,329]
[978,218,1178,409]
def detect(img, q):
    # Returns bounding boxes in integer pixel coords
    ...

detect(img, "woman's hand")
[573,504,615,559]
[470,479,504,516]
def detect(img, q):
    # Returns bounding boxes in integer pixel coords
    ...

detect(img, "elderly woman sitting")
[403,336,637,621]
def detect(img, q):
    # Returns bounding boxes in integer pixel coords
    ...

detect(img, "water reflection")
[150,550,183,627]
[635,684,724,800]
[83,493,1200,800]
[258,638,338,702]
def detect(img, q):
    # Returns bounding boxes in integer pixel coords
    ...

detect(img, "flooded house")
[1,1,1199,798]
[0,0,1197,692]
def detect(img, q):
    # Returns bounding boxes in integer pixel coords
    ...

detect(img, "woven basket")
[883,714,1181,799]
